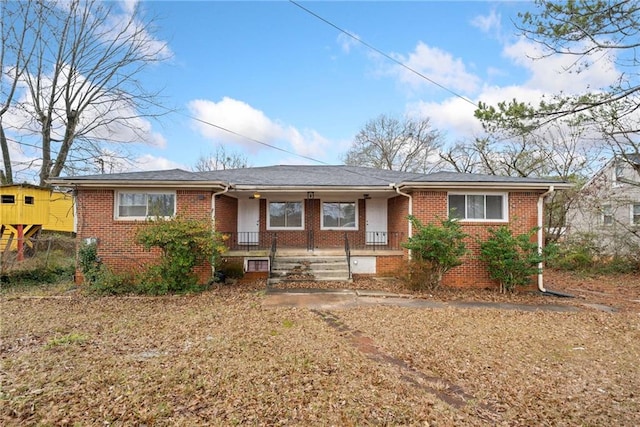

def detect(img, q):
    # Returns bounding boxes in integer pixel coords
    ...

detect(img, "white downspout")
[393,184,413,259]
[211,185,230,278]
[537,185,554,292]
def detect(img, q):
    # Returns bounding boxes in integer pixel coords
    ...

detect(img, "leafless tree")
[0,1,38,184]
[193,145,250,171]
[343,114,442,173]
[2,0,170,186]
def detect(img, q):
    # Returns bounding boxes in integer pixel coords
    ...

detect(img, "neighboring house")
[1,184,75,259]
[566,154,640,255]
[48,165,570,289]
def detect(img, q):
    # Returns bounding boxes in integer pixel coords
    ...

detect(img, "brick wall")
[410,190,543,288]
[75,188,214,284]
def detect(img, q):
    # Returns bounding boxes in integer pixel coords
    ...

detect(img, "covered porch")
[215,189,408,281]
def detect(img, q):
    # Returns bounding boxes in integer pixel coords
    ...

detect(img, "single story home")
[49,165,570,290]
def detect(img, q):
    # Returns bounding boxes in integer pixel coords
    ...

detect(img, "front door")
[366,198,388,245]
[238,198,260,245]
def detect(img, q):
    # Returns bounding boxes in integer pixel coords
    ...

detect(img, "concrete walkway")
[262,288,581,312]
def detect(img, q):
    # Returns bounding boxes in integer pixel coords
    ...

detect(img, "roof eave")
[231,185,394,192]
[47,179,228,189]
[397,181,574,191]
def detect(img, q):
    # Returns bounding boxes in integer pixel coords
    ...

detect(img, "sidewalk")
[262,288,581,312]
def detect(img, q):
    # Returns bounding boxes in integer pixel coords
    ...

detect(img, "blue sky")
[8,1,619,179]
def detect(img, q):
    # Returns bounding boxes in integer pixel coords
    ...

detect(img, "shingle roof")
[56,168,211,182]
[199,165,422,186]
[48,165,569,189]
[408,171,563,184]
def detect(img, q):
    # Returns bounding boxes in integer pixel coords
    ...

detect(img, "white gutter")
[537,185,554,292]
[393,183,413,259]
[211,184,231,278]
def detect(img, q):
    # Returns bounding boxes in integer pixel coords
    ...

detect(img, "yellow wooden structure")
[1,184,75,260]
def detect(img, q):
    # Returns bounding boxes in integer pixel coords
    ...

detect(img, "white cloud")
[503,37,617,94]
[337,32,360,54]
[5,64,166,148]
[471,9,501,34]
[387,41,481,95]
[130,154,185,171]
[188,97,334,162]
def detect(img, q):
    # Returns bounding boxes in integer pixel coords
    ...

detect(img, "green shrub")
[85,268,138,295]
[480,226,544,293]
[135,216,227,294]
[547,233,638,274]
[78,240,101,284]
[401,216,468,290]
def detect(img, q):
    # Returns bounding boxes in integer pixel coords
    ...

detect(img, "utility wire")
[289,0,478,109]
[6,2,482,181]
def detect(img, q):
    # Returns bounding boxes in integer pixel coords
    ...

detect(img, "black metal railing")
[222,232,274,251]
[221,231,404,252]
[346,231,405,251]
[344,232,351,280]
[269,234,277,278]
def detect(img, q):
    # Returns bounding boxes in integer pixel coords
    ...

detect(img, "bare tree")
[193,145,250,171]
[343,114,442,173]
[440,119,599,242]
[2,0,170,186]
[0,1,39,184]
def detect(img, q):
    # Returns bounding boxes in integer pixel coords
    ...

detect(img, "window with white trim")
[322,201,357,229]
[448,193,507,221]
[268,201,303,229]
[602,204,613,226]
[246,259,269,272]
[632,204,640,225]
[116,191,176,219]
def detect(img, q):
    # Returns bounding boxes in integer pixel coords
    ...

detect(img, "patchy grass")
[1,276,639,426]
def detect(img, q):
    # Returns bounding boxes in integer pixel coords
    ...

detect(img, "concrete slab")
[261,288,583,312]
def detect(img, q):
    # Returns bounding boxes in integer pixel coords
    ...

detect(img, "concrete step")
[269,254,351,284]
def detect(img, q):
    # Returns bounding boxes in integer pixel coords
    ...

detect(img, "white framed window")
[267,201,304,230]
[321,201,357,229]
[115,191,176,220]
[245,258,269,272]
[448,193,507,221]
[632,204,640,225]
[601,204,613,226]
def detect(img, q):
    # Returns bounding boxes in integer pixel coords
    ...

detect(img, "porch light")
[252,192,261,199]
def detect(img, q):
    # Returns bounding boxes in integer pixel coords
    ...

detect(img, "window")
[268,201,303,229]
[246,259,269,272]
[116,191,175,219]
[448,194,506,221]
[24,196,34,205]
[602,204,613,226]
[322,201,357,229]
[632,204,640,225]
[1,195,15,204]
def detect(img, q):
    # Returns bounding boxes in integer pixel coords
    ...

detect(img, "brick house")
[49,165,570,290]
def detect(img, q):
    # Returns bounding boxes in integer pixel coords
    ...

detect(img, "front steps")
[268,251,351,286]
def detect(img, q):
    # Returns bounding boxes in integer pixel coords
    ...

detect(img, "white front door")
[366,198,388,245]
[238,198,260,245]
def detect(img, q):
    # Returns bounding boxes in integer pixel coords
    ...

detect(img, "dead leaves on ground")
[2,279,640,426]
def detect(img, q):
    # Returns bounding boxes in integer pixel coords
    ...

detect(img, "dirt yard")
[1,271,639,426]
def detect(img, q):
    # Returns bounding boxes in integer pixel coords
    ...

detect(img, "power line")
[289,0,478,109]
[187,114,331,165]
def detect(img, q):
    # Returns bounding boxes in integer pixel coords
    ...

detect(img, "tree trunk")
[0,124,13,184]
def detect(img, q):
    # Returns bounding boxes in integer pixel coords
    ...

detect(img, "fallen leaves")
[2,272,639,425]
